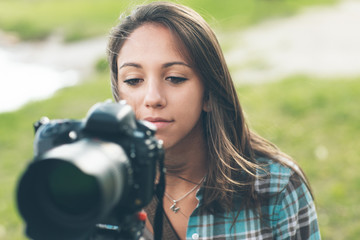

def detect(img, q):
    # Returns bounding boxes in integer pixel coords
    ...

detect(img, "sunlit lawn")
[1,71,359,239]
[1,0,356,239]
[237,77,360,239]
[0,0,337,41]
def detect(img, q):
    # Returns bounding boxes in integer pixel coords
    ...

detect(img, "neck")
[164,142,208,188]
[162,117,208,194]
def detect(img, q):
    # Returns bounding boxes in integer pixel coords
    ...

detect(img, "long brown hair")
[107,1,310,213]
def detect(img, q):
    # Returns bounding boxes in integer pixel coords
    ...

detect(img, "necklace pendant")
[170,202,180,213]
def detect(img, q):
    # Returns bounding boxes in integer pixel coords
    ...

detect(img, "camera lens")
[45,162,100,215]
[17,138,132,240]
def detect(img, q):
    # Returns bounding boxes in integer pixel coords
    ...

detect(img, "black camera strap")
[153,156,165,240]
[145,196,181,240]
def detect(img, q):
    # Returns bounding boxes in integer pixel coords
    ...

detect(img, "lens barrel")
[17,138,130,240]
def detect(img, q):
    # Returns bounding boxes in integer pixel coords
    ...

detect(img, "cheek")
[179,87,205,112]
[175,94,204,125]
[118,88,140,112]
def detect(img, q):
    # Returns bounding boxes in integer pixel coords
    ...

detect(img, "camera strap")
[145,196,181,240]
[153,156,166,240]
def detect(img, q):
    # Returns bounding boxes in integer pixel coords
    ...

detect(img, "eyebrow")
[162,61,191,69]
[119,63,142,70]
[118,61,191,70]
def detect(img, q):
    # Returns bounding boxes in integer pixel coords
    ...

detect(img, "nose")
[144,81,166,109]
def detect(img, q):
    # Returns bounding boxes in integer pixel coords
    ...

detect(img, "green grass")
[0,0,337,41]
[1,73,359,239]
[0,0,129,41]
[0,73,113,240]
[237,77,360,240]
[0,0,353,239]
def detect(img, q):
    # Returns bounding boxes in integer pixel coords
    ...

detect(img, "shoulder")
[254,157,308,197]
[254,158,320,239]
[254,157,316,217]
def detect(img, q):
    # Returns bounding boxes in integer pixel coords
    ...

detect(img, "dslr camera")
[16,101,164,240]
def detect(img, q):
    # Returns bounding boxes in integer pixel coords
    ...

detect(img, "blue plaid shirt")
[186,159,320,240]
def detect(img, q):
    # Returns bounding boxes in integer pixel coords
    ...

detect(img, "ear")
[202,99,211,112]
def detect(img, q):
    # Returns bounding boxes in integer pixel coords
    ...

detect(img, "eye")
[166,76,188,84]
[123,78,143,86]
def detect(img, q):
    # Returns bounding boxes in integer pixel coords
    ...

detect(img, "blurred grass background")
[0,0,338,42]
[1,0,359,239]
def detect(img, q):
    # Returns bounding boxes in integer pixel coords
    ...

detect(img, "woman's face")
[116,23,207,150]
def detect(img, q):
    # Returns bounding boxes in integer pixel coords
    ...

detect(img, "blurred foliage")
[95,57,110,73]
[0,0,337,41]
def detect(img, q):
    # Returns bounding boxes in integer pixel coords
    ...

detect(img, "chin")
[160,139,176,151]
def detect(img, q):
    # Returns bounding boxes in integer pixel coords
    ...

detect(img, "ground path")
[222,0,360,84]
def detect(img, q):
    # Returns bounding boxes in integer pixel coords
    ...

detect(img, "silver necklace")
[165,176,205,213]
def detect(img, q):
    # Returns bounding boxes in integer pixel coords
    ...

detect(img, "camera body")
[16,101,164,240]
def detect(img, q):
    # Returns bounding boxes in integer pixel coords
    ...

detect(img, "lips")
[144,117,173,129]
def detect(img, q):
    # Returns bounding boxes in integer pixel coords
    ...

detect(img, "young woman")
[107,2,320,239]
